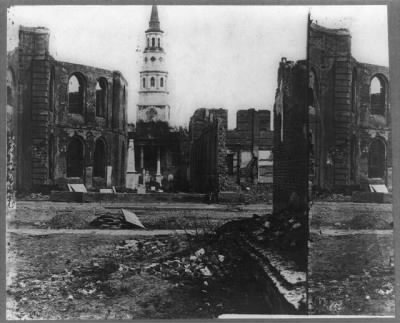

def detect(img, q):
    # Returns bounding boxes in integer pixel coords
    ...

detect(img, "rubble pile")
[90,210,145,230]
[142,247,228,282]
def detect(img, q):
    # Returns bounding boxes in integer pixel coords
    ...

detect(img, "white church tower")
[137,4,170,123]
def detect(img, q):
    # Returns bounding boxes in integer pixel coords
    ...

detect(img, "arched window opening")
[160,77,164,88]
[49,67,55,112]
[93,139,106,178]
[368,139,385,178]
[150,77,155,87]
[147,37,150,48]
[96,78,107,117]
[68,73,85,114]
[152,37,155,47]
[143,77,146,88]
[370,76,386,116]
[351,68,357,113]
[66,137,84,178]
[158,38,160,48]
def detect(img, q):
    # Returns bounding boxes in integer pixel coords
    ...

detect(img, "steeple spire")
[147,4,162,33]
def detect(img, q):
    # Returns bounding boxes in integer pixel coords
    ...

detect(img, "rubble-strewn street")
[309,202,394,315]
[7,201,280,319]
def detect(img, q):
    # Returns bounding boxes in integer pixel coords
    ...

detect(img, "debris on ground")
[90,210,145,229]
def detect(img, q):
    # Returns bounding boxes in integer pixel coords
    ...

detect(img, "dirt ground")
[308,202,395,315]
[7,201,273,319]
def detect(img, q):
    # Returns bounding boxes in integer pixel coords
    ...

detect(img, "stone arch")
[370,74,388,116]
[368,138,386,179]
[66,136,85,178]
[96,77,108,117]
[68,72,86,114]
[93,137,107,178]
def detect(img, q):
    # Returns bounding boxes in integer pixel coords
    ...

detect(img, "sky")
[7,5,389,129]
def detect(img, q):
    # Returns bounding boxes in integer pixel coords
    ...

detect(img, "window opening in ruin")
[151,77,155,87]
[368,139,385,178]
[96,78,107,117]
[68,73,84,114]
[49,67,55,111]
[66,137,84,178]
[370,75,386,116]
[160,77,164,87]
[93,139,106,178]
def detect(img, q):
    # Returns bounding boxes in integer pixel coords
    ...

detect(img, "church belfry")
[137,4,170,123]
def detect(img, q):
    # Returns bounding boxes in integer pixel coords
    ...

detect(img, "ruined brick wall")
[355,63,391,189]
[189,117,228,193]
[189,108,228,142]
[273,59,308,213]
[9,26,128,192]
[309,23,391,192]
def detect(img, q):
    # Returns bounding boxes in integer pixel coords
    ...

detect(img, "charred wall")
[273,58,308,213]
[309,23,391,192]
[8,26,128,193]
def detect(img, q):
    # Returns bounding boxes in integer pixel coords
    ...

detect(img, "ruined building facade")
[7,26,128,193]
[189,108,273,193]
[309,23,391,192]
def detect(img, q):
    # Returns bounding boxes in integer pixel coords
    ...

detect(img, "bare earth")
[7,201,272,319]
[308,202,394,315]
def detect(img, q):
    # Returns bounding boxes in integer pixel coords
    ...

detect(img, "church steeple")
[137,4,170,124]
[146,5,163,33]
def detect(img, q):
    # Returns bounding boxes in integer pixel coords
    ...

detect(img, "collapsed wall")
[273,58,309,213]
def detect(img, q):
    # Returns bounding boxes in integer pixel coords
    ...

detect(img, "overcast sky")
[7,5,388,129]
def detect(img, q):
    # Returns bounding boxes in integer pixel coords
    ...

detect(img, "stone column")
[156,146,162,184]
[126,139,138,189]
[140,146,144,170]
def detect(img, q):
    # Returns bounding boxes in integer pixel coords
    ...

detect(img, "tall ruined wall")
[9,26,128,192]
[189,114,228,193]
[309,23,391,192]
[273,59,308,213]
